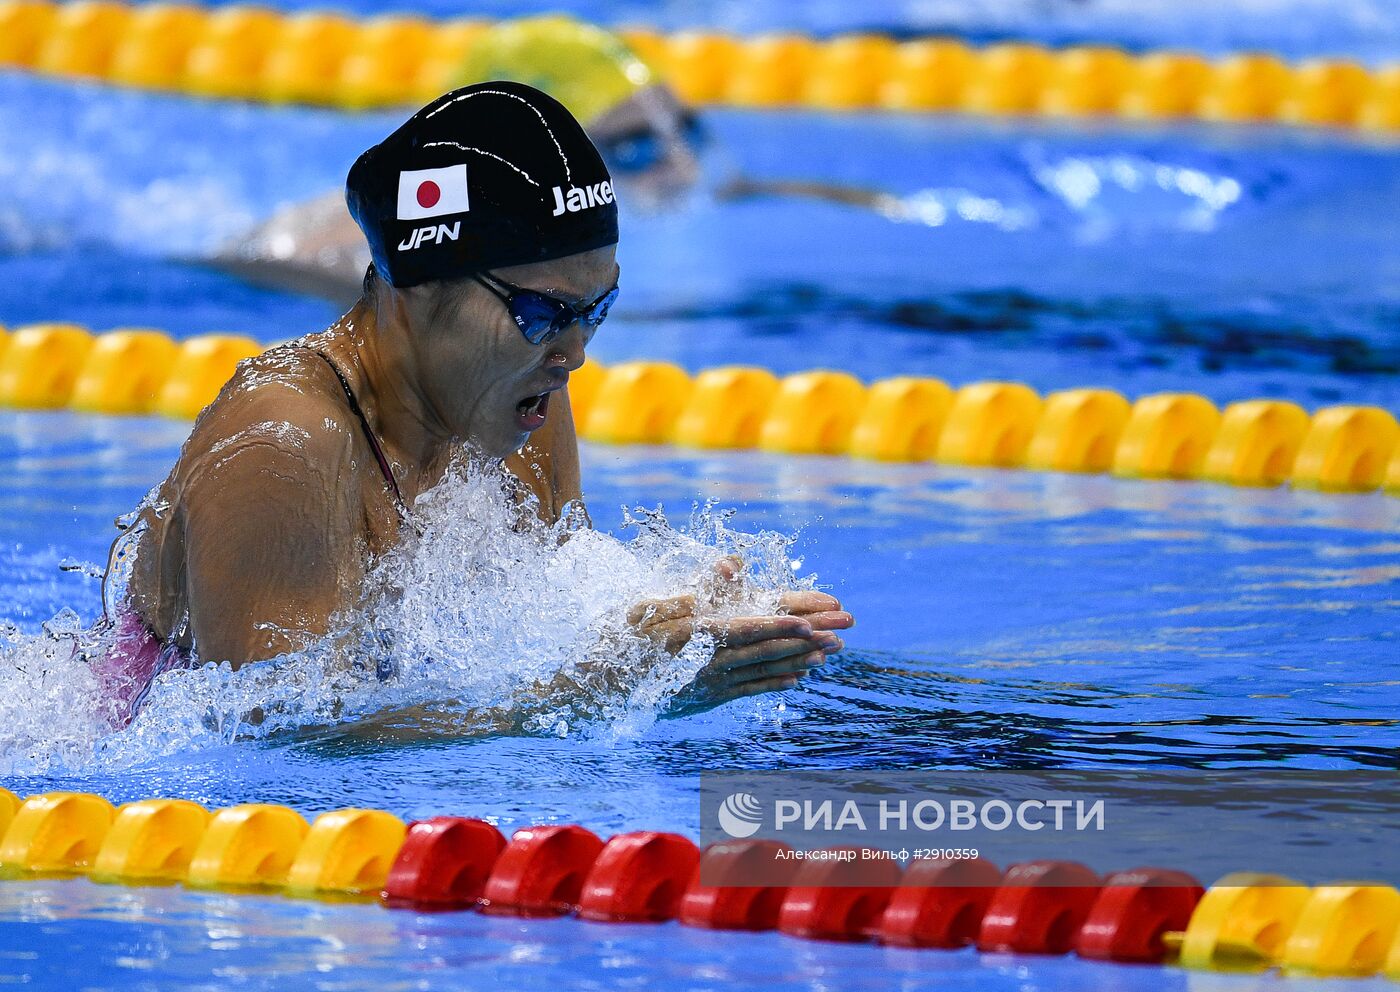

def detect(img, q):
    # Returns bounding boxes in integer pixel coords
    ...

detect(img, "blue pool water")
[2,74,1399,409]
[3,2,1400,988]
[3,421,1399,989]
[3,419,1398,988]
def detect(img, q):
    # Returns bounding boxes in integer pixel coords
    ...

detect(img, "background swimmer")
[106,81,851,725]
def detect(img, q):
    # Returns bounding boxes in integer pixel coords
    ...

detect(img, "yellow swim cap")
[455,16,656,126]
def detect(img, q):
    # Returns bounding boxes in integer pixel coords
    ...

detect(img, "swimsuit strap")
[312,350,410,517]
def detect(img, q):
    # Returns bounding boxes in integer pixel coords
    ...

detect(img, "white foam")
[0,454,811,775]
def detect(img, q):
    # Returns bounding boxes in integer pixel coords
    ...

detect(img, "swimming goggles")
[597,111,706,174]
[473,271,619,346]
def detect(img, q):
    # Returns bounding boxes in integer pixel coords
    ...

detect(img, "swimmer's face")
[591,86,700,209]
[408,245,619,457]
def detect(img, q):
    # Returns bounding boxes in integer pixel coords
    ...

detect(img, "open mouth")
[515,391,551,431]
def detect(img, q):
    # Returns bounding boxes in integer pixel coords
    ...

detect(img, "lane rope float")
[0,321,1396,496]
[0,1,1398,129]
[1,788,1397,979]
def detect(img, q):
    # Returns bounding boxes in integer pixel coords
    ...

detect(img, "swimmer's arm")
[316,586,854,741]
[178,396,363,668]
[716,176,892,212]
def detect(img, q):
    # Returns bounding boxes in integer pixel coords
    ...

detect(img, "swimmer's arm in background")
[505,383,588,527]
[205,192,367,308]
[207,178,901,309]
[178,381,365,669]
[716,176,892,213]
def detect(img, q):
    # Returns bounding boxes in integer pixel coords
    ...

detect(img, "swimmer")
[102,81,852,726]
[215,16,701,303]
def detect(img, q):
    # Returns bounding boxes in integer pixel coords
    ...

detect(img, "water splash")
[0,454,812,775]
[1031,152,1247,238]
[877,187,1037,231]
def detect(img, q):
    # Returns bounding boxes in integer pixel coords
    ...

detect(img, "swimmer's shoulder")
[178,342,362,482]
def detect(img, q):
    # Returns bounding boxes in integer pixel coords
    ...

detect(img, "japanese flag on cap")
[397,164,469,220]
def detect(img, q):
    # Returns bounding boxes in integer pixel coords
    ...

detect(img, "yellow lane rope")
[0,1,1398,128]
[0,321,1396,494]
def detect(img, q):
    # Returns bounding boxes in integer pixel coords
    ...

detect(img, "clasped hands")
[626,557,854,716]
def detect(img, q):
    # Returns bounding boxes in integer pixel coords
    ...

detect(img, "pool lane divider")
[1,1,1400,131]
[1,789,1399,978]
[1,322,1397,497]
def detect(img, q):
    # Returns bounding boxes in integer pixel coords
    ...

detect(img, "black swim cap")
[346,81,619,288]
